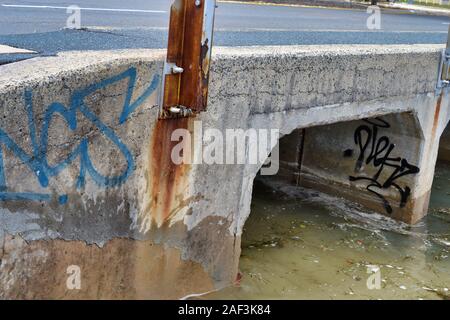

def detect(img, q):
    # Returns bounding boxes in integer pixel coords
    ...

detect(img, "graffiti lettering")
[348,118,420,214]
[0,67,160,204]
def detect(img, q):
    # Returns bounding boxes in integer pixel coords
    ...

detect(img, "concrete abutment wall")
[0,45,449,298]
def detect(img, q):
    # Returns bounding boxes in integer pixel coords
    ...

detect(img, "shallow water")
[205,162,450,300]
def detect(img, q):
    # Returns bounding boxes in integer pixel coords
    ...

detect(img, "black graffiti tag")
[348,118,420,214]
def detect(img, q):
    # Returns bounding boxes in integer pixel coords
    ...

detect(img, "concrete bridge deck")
[0,44,449,298]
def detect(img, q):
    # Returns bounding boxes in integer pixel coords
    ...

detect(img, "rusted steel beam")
[160,0,217,119]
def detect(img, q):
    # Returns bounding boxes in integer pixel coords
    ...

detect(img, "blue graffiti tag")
[0,67,160,204]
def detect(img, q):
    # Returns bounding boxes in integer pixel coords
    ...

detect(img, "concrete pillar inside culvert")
[277,109,446,225]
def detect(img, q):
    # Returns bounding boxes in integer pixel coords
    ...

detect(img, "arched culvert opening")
[206,113,450,300]
[438,123,450,163]
[431,122,450,210]
[258,112,424,224]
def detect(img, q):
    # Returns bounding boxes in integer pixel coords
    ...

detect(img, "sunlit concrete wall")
[0,44,448,299]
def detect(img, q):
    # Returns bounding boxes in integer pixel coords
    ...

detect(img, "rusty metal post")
[159,0,217,119]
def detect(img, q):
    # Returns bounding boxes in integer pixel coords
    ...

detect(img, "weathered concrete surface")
[0,44,449,298]
[206,44,449,229]
[0,235,215,299]
[0,49,239,299]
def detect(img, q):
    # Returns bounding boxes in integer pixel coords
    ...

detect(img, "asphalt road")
[0,0,449,63]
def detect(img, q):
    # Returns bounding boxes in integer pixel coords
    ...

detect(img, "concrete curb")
[378,3,450,17]
[220,0,450,16]
[219,0,369,9]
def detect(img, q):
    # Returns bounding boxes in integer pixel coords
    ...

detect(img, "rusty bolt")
[169,106,182,114]
[171,65,184,74]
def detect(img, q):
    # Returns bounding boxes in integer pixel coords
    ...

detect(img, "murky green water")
[205,162,450,300]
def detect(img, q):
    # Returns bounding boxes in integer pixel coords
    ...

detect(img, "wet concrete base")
[0,235,215,300]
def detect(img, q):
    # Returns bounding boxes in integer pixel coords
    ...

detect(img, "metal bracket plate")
[436,26,450,94]
[159,0,217,119]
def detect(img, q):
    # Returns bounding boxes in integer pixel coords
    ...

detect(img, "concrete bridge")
[0,43,449,299]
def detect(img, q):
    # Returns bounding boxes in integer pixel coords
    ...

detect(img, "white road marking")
[0,44,35,54]
[1,4,166,14]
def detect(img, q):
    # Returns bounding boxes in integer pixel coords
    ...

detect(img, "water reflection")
[205,162,450,300]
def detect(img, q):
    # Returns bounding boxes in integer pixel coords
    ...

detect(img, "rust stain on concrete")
[149,117,192,227]
[432,93,443,140]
